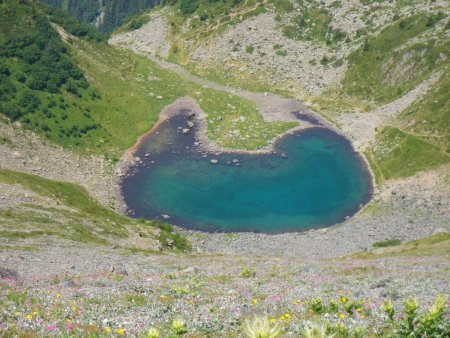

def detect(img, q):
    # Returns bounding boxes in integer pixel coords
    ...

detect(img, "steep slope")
[38,0,160,32]
[0,0,295,160]
[111,0,450,180]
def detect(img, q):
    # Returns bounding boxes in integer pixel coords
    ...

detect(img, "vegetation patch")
[342,13,449,104]
[0,168,191,250]
[370,126,449,180]
[373,239,401,248]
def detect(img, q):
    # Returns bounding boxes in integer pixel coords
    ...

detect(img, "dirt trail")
[146,55,318,123]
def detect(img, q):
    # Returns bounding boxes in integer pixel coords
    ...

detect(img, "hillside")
[38,0,160,32]
[0,0,449,337]
[111,0,450,182]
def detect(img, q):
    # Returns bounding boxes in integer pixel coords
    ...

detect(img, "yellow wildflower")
[338,313,345,319]
[117,328,125,335]
[26,314,32,320]
[252,298,258,305]
[269,318,276,324]
[104,327,111,333]
[284,313,290,318]
[147,327,160,338]
[340,296,348,303]
[32,311,38,317]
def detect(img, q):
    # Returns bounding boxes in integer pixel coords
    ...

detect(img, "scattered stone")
[210,159,219,165]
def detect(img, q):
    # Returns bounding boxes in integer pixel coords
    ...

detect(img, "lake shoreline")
[115,96,375,233]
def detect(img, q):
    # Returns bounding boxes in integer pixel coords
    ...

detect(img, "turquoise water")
[121,115,372,233]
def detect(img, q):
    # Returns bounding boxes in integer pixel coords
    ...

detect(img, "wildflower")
[66,323,73,331]
[293,299,300,305]
[301,322,330,338]
[340,296,348,304]
[47,324,57,332]
[26,314,33,320]
[147,327,160,338]
[243,316,281,338]
[404,298,419,314]
[32,311,38,317]
[104,327,111,333]
[269,318,276,324]
[172,318,188,335]
[338,313,345,319]
[428,294,446,317]
[117,328,125,335]
[382,300,395,320]
[252,298,258,305]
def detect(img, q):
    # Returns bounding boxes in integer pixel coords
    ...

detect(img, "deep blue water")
[121,114,373,233]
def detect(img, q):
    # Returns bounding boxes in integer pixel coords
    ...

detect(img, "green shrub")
[373,239,402,248]
[240,268,256,278]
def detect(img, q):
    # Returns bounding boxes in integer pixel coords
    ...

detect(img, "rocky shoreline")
[111,94,446,259]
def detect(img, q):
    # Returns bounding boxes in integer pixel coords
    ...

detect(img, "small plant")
[395,295,449,337]
[147,327,160,338]
[301,322,334,338]
[172,318,188,335]
[240,268,256,278]
[382,299,395,320]
[246,45,255,54]
[373,239,401,248]
[310,298,325,314]
[243,316,281,338]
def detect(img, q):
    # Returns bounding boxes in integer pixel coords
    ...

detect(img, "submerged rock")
[210,159,219,165]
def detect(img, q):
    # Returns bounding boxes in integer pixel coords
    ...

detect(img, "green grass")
[72,38,295,152]
[370,126,449,179]
[342,13,449,104]
[281,1,347,44]
[1,0,295,158]
[399,72,450,150]
[0,168,191,250]
[373,239,401,248]
[353,233,450,259]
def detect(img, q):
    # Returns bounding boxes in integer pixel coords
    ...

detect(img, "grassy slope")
[71,38,295,154]
[367,71,450,181]
[341,13,449,105]
[0,168,191,251]
[0,0,295,158]
[352,232,450,259]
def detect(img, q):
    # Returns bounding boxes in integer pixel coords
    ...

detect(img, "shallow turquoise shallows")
[121,115,373,233]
